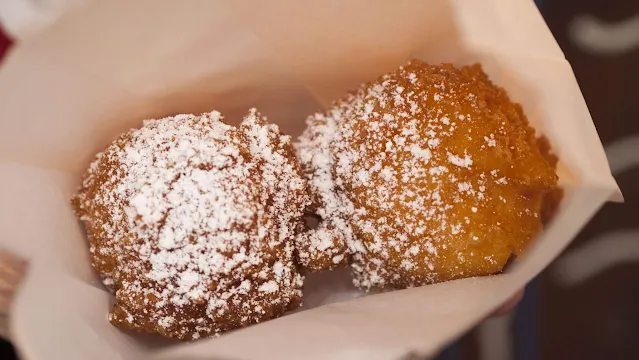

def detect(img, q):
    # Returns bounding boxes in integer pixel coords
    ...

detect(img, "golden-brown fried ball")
[72,109,310,340]
[296,60,558,290]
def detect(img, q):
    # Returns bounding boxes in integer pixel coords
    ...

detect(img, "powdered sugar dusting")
[297,60,558,290]
[73,109,309,339]
[295,109,355,271]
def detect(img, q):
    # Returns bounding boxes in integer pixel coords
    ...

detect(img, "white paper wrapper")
[0,0,620,359]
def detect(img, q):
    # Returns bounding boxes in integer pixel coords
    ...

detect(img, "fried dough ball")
[296,60,558,290]
[72,109,310,340]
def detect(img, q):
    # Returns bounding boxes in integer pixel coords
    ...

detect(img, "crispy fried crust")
[72,109,309,340]
[297,61,559,290]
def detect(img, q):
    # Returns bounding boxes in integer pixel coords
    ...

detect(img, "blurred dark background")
[1,0,637,359]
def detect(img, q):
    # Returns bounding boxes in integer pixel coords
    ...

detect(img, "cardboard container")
[0,0,620,359]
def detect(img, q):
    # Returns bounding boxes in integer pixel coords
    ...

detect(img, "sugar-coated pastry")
[296,60,559,290]
[72,109,310,340]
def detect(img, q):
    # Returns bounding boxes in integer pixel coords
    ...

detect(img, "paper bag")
[0,0,620,359]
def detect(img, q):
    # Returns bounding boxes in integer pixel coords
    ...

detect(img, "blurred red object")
[0,24,13,61]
